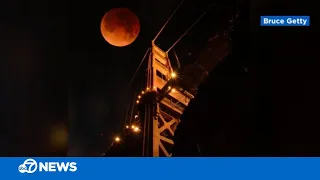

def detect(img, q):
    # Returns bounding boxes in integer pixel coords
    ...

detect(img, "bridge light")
[171,72,177,78]
[131,125,136,129]
[114,136,121,142]
[168,86,171,90]
[133,127,140,132]
[138,95,141,99]
[147,87,150,91]
[126,125,129,129]
[134,115,138,118]
[142,91,145,94]
[136,100,139,104]
[171,88,176,93]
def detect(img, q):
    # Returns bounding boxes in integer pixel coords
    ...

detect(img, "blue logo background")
[1,157,320,180]
[260,16,310,26]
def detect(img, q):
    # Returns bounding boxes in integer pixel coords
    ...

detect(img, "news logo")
[18,158,77,174]
[18,159,37,174]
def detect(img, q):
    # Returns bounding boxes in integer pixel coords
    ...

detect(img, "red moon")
[100,8,140,47]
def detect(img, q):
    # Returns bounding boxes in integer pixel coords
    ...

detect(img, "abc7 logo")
[18,159,38,174]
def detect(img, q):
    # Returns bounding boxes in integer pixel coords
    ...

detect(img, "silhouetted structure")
[105,0,318,157]
[173,2,319,156]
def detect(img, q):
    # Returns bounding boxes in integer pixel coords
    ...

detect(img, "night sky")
[68,0,237,156]
[2,0,238,156]
[2,0,69,156]
[2,0,315,156]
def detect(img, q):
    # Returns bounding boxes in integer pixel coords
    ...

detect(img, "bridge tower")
[136,41,194,157]
[128,3,236,157]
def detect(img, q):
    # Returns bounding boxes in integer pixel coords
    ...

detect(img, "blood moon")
[100,8,140,47]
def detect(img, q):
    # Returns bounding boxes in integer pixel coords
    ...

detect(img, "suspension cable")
[127,48,150,88]
[128,92,136,124]
[129,0,186,88]
[166,4,215,53]
[153,0,185,42]
[122,106,130,131]
[173,49,181,68]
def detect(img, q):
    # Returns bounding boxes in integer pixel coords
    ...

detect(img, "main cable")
[166,4,215,53]
[153,0,185,42]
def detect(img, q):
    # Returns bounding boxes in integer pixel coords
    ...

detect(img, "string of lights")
[105,3,239,156]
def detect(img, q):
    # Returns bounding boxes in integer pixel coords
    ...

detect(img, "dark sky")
[1,0,315,156]
[1,0,238,156]
[68,0,238,155]
[2,0,69,156]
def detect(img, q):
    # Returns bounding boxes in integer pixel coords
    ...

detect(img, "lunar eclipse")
[100,8,140,47]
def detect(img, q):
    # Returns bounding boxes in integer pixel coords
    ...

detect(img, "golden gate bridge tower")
[138,41,195,157]
[114,1,238,157]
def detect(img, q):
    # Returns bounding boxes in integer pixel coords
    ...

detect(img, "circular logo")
[18,159,37,174]
[18,164,27,173]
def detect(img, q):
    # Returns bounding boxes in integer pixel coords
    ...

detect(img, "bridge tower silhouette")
[138,42,195,157]
[119,2,238,157]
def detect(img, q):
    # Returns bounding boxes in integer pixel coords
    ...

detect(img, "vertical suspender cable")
[173,49,181,68]
[128,48,150,88]
[129,92,136,124]
[122,106,130,132]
